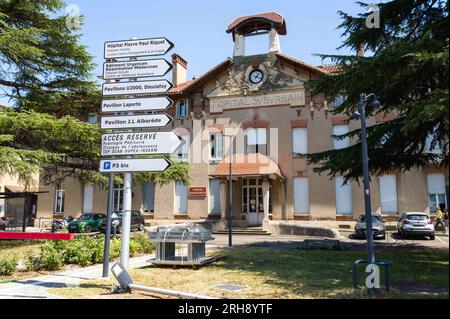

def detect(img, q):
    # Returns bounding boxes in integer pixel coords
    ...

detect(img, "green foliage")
[24,235,155,272]
[0,254,18,276]
[307,0,449,181]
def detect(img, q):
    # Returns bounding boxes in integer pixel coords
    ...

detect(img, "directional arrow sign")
[101,114,172,130]
[100,158,172,173]
[101,131,182,156]
[101,96,173,113]
[102,80,173,96]
[104,37,174,59]
[103,59,173,80]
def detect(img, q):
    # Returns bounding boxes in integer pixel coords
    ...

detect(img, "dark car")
[354,214,386,239]
[68,213,106,233]
[100,210,145,233]
[0,217,5,231]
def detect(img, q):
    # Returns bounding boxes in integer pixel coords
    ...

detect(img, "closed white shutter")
[293,177,309,214]
[143,182,155,212]
[379,175,398,214]
[335,177,352,215]
[209,179,221,214]
[292,128,308,154]
[333,125,350,149]
[427,174,445,194]
[175,181,188,214]
[82,184,94,213]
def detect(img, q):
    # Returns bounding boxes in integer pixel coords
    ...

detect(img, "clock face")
[249,69,264,84]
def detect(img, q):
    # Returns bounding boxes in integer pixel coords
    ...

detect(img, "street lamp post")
[224,134,234,247]
[356,93,380,264]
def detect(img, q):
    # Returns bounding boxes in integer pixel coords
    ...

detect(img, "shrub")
[27,242,65,271]
[133,233,155,254]
[0,255,18,276]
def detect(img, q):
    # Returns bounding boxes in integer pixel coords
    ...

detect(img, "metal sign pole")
[102,172,114,277]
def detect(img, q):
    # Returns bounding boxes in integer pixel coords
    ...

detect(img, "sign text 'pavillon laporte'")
[101,96,173,113]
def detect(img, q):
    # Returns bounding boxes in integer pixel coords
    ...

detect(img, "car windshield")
[406,214,428,221]
[79,214,93,221]
[359,215,382,222]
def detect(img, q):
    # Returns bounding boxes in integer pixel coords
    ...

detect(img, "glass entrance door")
[242,179,272,226]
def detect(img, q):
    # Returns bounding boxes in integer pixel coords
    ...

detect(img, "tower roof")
[226,12,287,38]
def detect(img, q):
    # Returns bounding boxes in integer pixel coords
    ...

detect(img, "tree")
[0,0,189,187]
[307,0,449,182]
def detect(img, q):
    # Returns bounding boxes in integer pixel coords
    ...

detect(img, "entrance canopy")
[210,154,285,179]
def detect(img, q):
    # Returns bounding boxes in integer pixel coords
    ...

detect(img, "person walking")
[434,206,445,231]
[444,208,449,234]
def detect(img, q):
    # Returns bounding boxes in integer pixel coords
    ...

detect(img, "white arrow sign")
[103,59,173,80]
[101,96,173,113]
[102,80,173,96]
[104,37,174,59]
[101,114,172,130]
[101,131,182,156]
[100,158,171,173]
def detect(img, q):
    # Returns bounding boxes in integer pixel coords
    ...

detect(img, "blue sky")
[1,0,371,106]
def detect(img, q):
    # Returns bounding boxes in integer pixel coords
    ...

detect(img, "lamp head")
[371,98,381,108]
[352,111,361,119]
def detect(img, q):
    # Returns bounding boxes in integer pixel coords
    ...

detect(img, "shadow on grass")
[207,247,449,298]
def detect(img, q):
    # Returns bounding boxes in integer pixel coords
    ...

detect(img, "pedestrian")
[444,208,449,234]
[434,206,445,230]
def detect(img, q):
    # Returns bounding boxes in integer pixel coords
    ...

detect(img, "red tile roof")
[227,12,287,36]
[276,53,327,74]
[211,154,285,179]
[317,64,342,75]
[169,58,233,95]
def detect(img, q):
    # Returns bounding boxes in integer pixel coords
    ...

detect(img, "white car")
[397,212,435,240]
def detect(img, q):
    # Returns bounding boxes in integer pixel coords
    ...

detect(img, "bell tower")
[226,12,287,58]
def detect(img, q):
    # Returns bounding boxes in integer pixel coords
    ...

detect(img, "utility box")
[147,224,218,267]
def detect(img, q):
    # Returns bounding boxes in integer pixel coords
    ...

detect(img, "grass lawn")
[47,247,449,299]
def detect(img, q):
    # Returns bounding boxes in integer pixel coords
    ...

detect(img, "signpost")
[103,59,173,80]
[104,37,174,59]
[102,79,173,96]
[100,36,176,275]
[100,114,172,130]
[100,158,172,173]
[101,96,173,113]
[101,131,182,156]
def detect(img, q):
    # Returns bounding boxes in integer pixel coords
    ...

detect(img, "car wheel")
[430,234,435,240]
[85,225,92,233]
[138,222,144,231]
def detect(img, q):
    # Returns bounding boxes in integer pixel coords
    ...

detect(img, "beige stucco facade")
[32,15,448,229]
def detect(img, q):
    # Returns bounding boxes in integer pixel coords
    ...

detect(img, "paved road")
[209,232,449,250]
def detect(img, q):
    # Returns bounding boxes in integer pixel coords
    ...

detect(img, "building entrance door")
[242,179,267,227]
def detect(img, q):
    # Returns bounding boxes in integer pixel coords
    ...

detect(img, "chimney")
[171,53,188,86]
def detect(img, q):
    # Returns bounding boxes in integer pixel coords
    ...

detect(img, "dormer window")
[176,99,189,119]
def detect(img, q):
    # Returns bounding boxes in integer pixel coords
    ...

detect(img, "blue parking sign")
[103,161,111,170]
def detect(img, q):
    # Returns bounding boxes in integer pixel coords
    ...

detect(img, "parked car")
[0,217,5,231]
[68,213,106,233]
[354,214,386,239]
[99,210,145,233]
[397,212,435,240]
